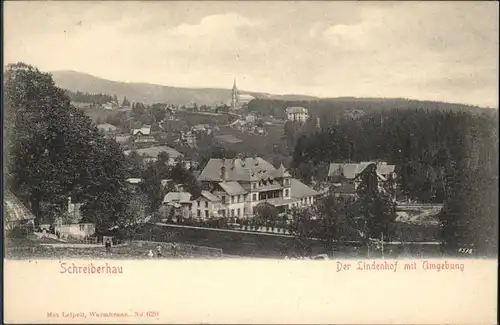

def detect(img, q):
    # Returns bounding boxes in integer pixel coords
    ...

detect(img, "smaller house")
[125,178,143,193]
[191,191,224,220]
[328,161,396,198]
[245,114,257,123]
[124,146,184,166]
[132,125,151,136]
[163,192,192,219]
[53,197,96,240]
[55,222,96,240]
[97,123,118,133]
[114,135,131,144]
[134,136,157,144]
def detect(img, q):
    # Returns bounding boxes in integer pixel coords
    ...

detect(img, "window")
[222,196,226,204]
[231,196,235,204]
[79,224,85,231]
[244,207,248,215]
[231,209,235,217]
[197,210,201,217]
[197,201,200,207]
[221,210,226,217]
[237,208,241,216]
[285,189,289,197]
[252,194,257,201]
[253,183,257,189]
[205,201,208,208]
[205,210,209,218]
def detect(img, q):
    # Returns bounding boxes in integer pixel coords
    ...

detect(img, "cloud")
[3,2,498,107]
[312,2,499,107]
[169,13,260,37]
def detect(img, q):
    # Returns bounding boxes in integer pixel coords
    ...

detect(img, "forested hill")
[290,108,498,254]
[248,98,496,121]
[51,70,317,105]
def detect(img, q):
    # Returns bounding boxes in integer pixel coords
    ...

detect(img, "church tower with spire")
[231,78,239,110]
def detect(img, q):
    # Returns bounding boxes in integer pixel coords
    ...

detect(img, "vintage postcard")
[3,1,498,324]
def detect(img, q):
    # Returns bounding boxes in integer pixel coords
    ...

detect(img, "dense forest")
[247,98,495,124]
[290,108,498,254]
[65,90,117,105]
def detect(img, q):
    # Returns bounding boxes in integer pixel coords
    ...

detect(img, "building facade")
[197,157,319,218]
[191,191,224,219]
[285,107,309,122]
[328,161,396,197]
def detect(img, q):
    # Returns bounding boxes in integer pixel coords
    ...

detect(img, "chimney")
[220,166,227,181]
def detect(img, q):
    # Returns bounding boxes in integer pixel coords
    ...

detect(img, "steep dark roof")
[291,179,320,198]
[198,158,277,182]
[4,191,35,222]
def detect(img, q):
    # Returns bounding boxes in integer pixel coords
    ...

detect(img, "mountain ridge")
[51,70,496,111]
[50,70,319,105]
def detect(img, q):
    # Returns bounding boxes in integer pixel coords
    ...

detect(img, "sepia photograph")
[2,1,498,323]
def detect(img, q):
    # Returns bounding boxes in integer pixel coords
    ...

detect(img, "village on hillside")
[4,66,497,259]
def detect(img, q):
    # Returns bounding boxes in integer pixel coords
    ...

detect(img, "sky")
[4,1,499,108]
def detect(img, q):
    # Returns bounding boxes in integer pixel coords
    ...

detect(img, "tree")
[254,203,278,226]
[4,63,94,222]
[124,150,145,178]
[4,63,130,229]
[168,163,202,198]
[78,136,131,230]
[351,164,396,244]
[118,194,148,241]
[140,162,164,214]
[132,102,147,117]
[314,193,354,251]
[151,103,167,122]
[288,207,315,256]
[122,96,130,107]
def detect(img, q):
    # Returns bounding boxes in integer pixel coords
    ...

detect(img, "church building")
[231,79,255,110]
